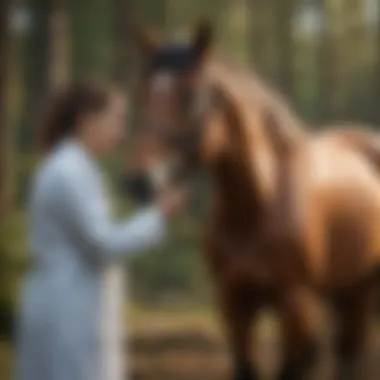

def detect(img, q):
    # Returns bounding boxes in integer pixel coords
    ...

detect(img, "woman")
[16,81,186,380]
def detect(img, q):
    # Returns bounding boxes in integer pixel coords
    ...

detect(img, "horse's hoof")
[277,360,305,380]
[277,368,300,380]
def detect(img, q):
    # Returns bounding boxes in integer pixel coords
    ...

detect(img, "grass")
[0,342,12,380]
[129,304,222,336]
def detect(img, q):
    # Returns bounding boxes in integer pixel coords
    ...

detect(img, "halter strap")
[147,45,200,72]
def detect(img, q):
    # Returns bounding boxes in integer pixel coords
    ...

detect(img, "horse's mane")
[206,61,307,152]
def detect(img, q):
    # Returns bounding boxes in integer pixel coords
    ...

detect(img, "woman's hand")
[158,186,189,218]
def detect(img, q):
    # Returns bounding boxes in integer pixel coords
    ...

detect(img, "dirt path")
[129,310,380,380]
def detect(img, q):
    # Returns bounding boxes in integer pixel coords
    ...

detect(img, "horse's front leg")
[219,288,260,380]
[277,286,321,380]
[332,286,373,380]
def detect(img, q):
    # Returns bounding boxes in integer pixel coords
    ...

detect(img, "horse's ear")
[192,20,214,60]
[134,26,161,55]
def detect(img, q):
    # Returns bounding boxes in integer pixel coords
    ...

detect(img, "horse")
[123,21,380,380]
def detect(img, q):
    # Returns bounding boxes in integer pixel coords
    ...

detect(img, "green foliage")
[0,342,12,380]
[0,212,28,339]
[69,0,114,79]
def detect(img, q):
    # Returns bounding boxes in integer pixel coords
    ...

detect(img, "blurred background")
[0,0,380,379]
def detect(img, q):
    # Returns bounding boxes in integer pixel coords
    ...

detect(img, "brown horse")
[123,22,380,380]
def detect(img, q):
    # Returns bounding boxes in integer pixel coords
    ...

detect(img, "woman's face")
[80,93,127,155]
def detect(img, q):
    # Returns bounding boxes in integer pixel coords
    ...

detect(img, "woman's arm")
[57,163,166,261]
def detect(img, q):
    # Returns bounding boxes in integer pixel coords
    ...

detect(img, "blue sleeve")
[57,163,166,261]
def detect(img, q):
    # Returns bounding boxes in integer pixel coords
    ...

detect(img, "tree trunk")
[137,0,168,31]
[20,0,52,151]
[376,0,380,124]
[318,0,333,122]
[70,0,115,80]
[318,0,344,123]
[0,0,11,217]
[49,0,70,89]
[340,0,369,121]
[274,0,297,101]
[113,0,135,90]
[247,0,272,79]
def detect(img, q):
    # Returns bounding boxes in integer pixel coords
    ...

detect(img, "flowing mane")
[199,60,308,225]
[205,61,308,153]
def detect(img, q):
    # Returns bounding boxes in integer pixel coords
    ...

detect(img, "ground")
[2,306,380,379]
[129,306,380,380]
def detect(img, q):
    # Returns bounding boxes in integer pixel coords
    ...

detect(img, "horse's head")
[123,21,223,203]
[123,20,305,204]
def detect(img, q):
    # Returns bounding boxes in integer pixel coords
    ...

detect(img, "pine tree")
[0,0,11,216]
[113,0,135,90]
[274,0,298,101]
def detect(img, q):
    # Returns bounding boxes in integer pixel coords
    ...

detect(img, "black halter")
[147,44,200,73]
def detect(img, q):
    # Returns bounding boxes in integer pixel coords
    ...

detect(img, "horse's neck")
[206,63,305,233]
[209,112,274,233]
[210,131,301,238]
[211,150,267,232]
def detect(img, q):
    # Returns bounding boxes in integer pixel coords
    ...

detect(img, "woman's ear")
[191,20,214,61]
[134,27,161,55]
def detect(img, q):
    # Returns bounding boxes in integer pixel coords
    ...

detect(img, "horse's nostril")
[121,172,156,204]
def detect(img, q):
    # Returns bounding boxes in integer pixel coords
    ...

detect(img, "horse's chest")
[205,230,297,290]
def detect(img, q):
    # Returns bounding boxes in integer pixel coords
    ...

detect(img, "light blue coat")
[16,139,166,380]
